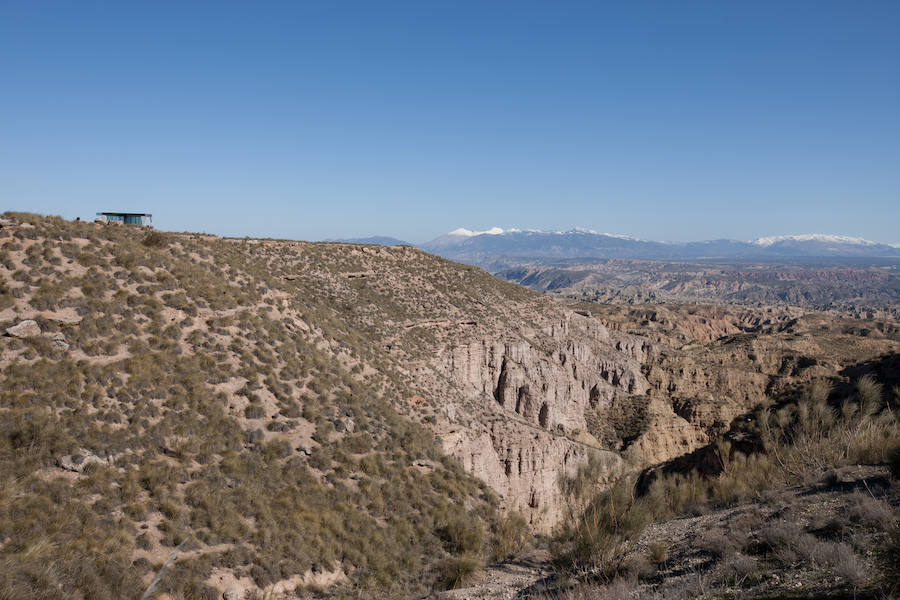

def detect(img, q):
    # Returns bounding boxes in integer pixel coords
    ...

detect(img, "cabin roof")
[97,212,153,217]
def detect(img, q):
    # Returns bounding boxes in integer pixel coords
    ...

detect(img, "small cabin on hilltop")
[96,212,153,227]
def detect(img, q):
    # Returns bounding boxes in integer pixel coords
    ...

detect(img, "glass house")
[96,212,153,226]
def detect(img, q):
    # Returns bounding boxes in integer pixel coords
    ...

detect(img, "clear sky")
[2,1,898,243]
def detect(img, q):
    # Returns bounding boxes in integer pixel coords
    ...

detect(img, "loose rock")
[57,449,107,473]
[49,332,70,351]
[6,320,41,338]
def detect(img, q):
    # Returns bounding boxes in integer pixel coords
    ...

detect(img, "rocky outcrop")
[645,359,771,432]
[3,320,71,350]
[442,315,649,432]
[440,421,622,531]
[56,449,109,473]
[431,300,895,523]
[434,313,648,530]
[620,398,708,466]
[5,319,40,338]
[49,332,69,351]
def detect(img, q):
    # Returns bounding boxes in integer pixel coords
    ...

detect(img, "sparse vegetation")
[0,213,517,598]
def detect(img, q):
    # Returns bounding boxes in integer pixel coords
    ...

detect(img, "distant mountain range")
[328,235,411,246]
[326,228,900,265]
[418,228,900,265]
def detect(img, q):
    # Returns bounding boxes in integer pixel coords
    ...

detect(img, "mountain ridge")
[419,228,900,263]
[324,236,411,246]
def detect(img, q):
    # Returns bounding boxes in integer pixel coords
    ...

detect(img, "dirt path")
[430,549,551,600]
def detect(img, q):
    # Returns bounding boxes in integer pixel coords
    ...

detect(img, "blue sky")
[1,1,898,243]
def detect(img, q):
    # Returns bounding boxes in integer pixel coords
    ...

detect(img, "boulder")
[57,449,107,473]
[6,319,41,338]
[49,332,70,351]
[334,418,355,433]
[223,590,239,600]
[6,320,40,338]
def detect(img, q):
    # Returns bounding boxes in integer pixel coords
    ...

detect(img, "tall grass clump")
[757,377,897,481]
[552,475,653,579]
[679,376,898,509]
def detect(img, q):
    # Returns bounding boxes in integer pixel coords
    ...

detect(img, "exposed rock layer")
[433,313,646,529]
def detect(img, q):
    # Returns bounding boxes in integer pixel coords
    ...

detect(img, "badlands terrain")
[0,213,897,599]
[497,258,900,319]
[414,227,900,317]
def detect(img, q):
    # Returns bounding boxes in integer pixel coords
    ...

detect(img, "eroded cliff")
[431,313,648,529]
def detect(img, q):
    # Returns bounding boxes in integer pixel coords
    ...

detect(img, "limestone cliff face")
[433,313,645,530]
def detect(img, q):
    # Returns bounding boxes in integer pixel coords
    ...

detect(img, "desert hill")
[0,215,512,598]
[0,214,647,598]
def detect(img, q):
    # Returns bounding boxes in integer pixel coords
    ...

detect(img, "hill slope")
[0,214,646,598]
[0,216,502,598]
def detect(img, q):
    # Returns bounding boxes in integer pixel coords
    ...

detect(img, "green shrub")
[244,405,265,419]
[647,541,667,565]
[553,476,653,578]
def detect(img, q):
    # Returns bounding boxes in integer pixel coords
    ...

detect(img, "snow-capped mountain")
[425,227,509,250]
[746,234,900,257]
[753,234,881,247]
[422,228,671,261]
[447,227,507,237]
[420,228,900,265]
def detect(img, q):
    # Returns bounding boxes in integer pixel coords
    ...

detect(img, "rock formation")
[5,319,40,338]
[432,312,649,530]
